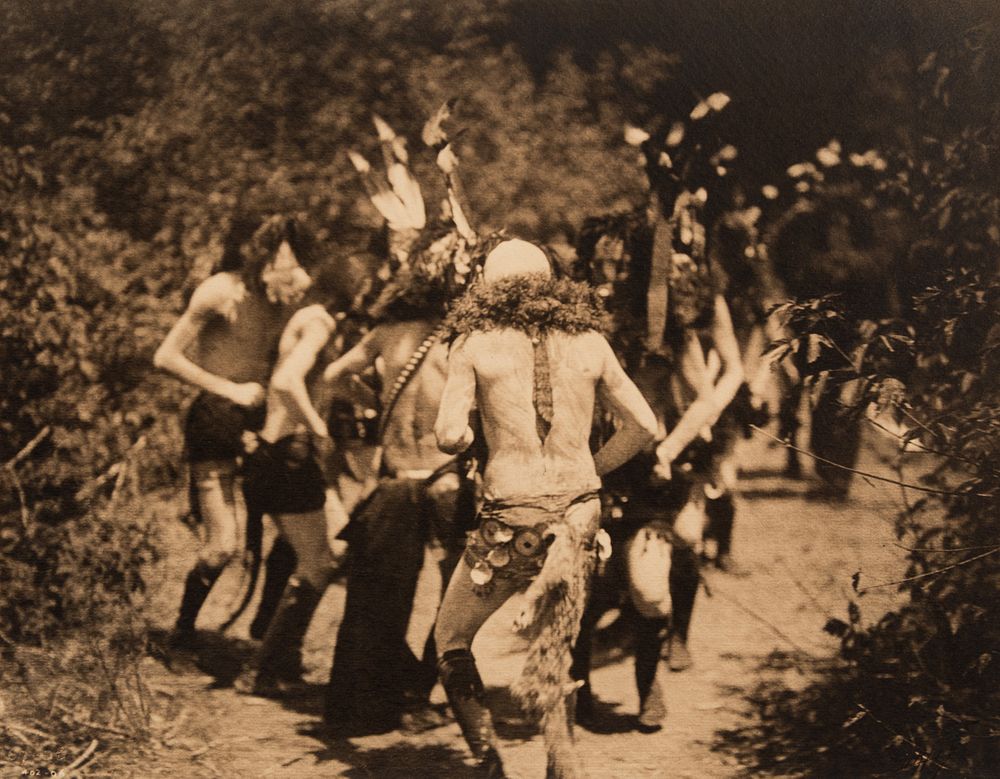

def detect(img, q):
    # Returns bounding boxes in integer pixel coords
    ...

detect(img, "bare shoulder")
[277,304,334,356]
[286,303,335,333]
[555,331,610,377]
[575,330,612,352]
[188,272,245,316]
[558,330,611,358]
[462,330,509,360]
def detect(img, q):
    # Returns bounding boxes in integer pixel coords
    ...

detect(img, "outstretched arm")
[153,275,265,407]
[656,294,745,465]
[435,334,477,454]
[594,338,659,476]
[271,312,336,437]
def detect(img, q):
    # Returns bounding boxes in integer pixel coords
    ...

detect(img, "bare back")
[470,330,605,499]
[375,320,454,474]
[437,326,656,508]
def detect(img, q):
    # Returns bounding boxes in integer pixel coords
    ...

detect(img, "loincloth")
[463,490,600,594]
[242,433,326,516]
[184,392,264,463]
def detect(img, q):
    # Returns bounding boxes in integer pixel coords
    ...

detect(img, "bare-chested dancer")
[154,216,315,649]
[237,259,359,696]
[322,120,480,735]
[434,240,657,778]
[320,288,471,733]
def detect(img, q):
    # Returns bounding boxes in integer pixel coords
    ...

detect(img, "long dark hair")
[215,213,318,292]
[305,253,373,315]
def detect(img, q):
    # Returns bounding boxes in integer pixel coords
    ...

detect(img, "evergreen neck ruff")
[444,274,609,337]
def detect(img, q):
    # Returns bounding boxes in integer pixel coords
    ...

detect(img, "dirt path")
[122,431,911,778]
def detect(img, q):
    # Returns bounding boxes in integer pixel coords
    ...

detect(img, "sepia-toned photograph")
[1,1,998,776]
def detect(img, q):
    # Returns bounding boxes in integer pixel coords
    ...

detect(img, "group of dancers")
[154,105,781,777]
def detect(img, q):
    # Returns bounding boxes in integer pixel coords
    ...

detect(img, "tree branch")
[749,425,990,498]
[858,546,1000,593]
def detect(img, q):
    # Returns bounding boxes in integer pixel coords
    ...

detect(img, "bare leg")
[436,559,521,778]
[435,557,524,654]
[174,460,241,641]
[251,510,333,695]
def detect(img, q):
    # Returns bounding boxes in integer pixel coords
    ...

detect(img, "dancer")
[323,115,483,735]
[570,103,745,731]
[434,239,657,777]
[237,257,359,696]
[154,215,317,651]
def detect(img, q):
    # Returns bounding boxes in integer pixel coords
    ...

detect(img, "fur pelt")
[511,520,597,779]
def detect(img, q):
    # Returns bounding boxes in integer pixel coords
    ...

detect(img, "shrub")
[763,21,1000,774]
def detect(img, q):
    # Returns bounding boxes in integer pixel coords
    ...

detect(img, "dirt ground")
[113,428,913,778]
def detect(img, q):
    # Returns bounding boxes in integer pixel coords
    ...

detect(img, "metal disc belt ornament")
[467,518,550,589]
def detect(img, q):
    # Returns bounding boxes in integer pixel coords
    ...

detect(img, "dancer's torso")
[192,273,290,385]
[377,319,455,475]
[260,303,335,443]
[466,329,603,506]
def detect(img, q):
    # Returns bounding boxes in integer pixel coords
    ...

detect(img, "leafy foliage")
[767,21,1000,775]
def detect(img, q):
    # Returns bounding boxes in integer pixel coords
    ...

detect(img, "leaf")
[824,617,849,637]
[705,92,730,111]
[937,205,952,231]
[665,122,685,147]
[851,572,861,593]
[874,378,906,415]
[623,124,650,147]
[806,333,831,365]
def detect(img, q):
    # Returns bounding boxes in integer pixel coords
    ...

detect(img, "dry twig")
[858,546,1000,593]
[750,425,989,498]
[57,738,99,777]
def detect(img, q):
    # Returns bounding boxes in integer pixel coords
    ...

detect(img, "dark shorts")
[242,434,326,516]
[184,392,265,463]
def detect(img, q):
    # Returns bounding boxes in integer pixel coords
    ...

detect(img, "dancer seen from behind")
[236,255,361,696]
[323,116,484,735]
[434,240,658,778]
[154,215,317,653]
[571,98,745,731]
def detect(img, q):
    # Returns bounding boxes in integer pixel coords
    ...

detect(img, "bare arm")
[656,295,745,464]
[435,335,477,455]
[594,338,658,476]
[271,314,336,437]
[152,275,264,407]
[322,329,381,384]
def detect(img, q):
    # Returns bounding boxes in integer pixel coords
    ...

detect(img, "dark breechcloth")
[184,392,265,463]
[242,433,327,516]
[324,465,476,731]
[183,392,266,526]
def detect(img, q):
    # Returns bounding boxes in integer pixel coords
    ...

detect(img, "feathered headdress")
[349,106,487,321]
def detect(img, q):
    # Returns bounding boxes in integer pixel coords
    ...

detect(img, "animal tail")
[219,502,264,633]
